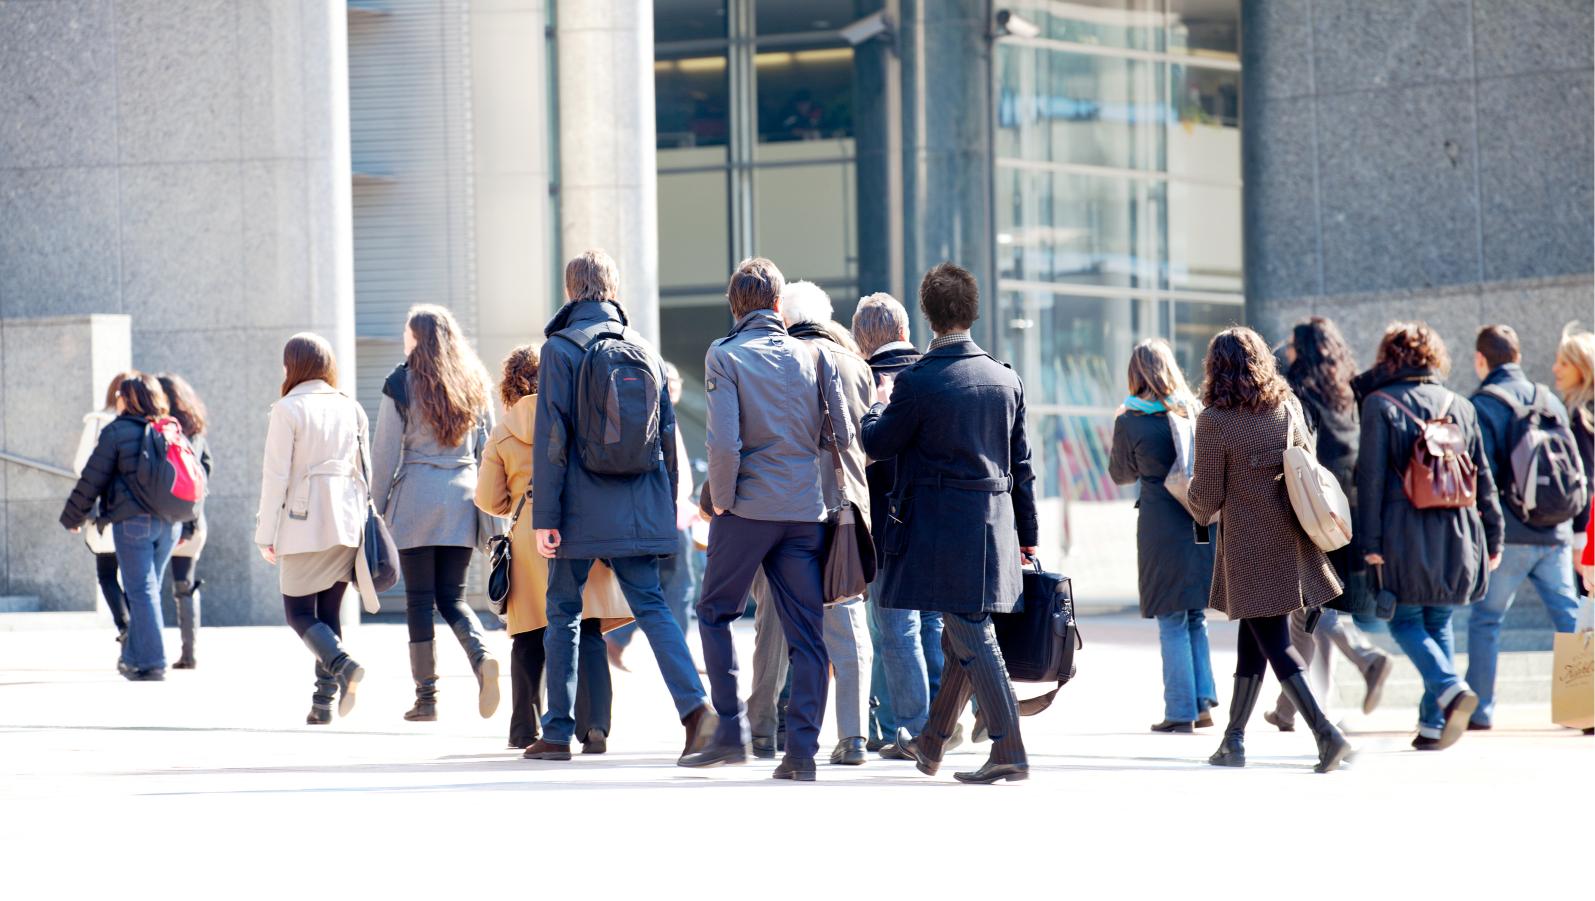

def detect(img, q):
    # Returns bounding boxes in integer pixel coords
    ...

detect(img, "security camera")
[840,11,892,46]
[995,10,1041,39]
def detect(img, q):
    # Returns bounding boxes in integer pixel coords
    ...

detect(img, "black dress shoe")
[1150,719,1194,733]
[891,727,938,776]
[953,760,1029,784]
[877,741,914,761]
[1437,689,1478,750]
[678,742,748,769]
[582,728,608,755]
[523,740,572,761]
[751,737,778,759]
[829,737,867,765]
[125,667,165,682]
[1411,735,1442,751]
[772,755,817,781]
[1466,720,1492,731]
[865,735,887,753]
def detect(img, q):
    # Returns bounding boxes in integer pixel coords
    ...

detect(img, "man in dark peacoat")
[859,262,1038,785]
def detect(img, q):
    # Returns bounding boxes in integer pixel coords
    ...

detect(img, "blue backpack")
[555,323,662,477]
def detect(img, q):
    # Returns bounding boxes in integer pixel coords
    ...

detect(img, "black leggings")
[96,553,128,632]
[284,584,347,638]
[399,546,475,643]
[1235,613,1306,680]
[509,620,613,747]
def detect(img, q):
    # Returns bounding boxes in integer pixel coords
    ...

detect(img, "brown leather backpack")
[1373,390,1477,509]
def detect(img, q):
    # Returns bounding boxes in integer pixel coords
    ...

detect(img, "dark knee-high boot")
[302,623,364,718]
[449,617,500,718]
[404,641,438,721]
[173,578,201,668]
[1208,675,1264,767]
[1280,672,1353,773]
[308,661,336,725]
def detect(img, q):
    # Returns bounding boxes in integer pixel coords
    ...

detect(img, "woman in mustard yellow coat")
[476,346,632,752]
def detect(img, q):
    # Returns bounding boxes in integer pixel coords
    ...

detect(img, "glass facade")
[994,0,1244,511]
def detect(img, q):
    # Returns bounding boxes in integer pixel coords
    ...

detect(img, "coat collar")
[545,299,628,337]
[286,379,340,398]
[728,308,787,337]
[923,338,988,360]
[868,341,916,362]
[1482,363,1526,388]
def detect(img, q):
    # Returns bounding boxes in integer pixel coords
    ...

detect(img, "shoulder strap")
[1478,384,1530,418]
[555,322,627,351]
[808,341,847,511]
[1372,390,1430,428]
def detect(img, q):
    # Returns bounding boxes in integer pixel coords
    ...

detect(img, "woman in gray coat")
[1109,339,1216,734]
[1186,327,1351,774]
[372,305,500,722]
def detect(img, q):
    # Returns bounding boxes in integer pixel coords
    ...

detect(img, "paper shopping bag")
[1551,631,1594,730]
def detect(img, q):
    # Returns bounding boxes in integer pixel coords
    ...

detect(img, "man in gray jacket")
[681,257,854,781]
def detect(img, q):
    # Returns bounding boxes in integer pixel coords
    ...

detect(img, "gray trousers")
[1272,607,1386,725]
[921,612,1024,765]
[748,570,872,742]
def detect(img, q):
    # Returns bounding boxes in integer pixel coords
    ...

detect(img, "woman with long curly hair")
[156,373,214,669]
[1356,322,1502,750]
[1185,327,1351,773]
[372,304,500,722]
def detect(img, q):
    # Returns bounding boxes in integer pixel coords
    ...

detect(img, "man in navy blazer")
[860,262,1039,785]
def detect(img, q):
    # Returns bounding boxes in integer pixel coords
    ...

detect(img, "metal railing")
[0,450,76,480]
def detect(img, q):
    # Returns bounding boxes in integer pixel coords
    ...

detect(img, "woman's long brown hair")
[405,305,490,447]
[1201,327,1292,411]
[156,373,207,438]
[281,332,339,396]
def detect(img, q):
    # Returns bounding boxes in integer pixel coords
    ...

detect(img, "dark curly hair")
[155,372,207,438]
[1374,321,1451,379]
[498,344,540,408]
[1287,316,1357,414]
[919,262,979,334]
[1202,326,1292,411]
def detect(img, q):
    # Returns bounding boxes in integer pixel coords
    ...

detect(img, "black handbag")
[355,422,400,594]
[486,489,529,617]
[991,560,1081,716]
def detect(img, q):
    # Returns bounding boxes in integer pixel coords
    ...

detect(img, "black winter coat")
[60,414,154,529]
[1356,372,1504,606]
[860,340,1038,614]
[1109,409,1214,618]
[530,299,680,559]
[864,343,921,546]
[1472,364,1576,546]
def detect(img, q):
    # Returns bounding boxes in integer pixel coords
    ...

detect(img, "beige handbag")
[1283,400,1354,552]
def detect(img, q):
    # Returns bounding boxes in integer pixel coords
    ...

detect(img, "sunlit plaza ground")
[3,614,1586,899]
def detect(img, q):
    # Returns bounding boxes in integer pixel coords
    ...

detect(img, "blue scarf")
[1124,395,1167,414]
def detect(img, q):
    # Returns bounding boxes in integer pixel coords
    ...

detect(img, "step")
[0,596,42,613]
[0,611,104,632]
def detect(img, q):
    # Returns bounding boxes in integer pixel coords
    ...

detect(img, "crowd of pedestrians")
[57,246,1592,778]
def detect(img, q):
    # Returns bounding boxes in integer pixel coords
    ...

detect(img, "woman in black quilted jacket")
[60,373,183,681]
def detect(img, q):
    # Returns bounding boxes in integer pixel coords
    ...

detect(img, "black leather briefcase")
[992,561,1081,716]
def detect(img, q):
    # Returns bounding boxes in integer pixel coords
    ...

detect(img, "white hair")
[781,280,834,327]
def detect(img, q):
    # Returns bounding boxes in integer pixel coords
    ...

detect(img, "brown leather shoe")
[522,739,572,761]
[680,703,716,759]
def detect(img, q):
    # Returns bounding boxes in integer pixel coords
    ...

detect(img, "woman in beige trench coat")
[476,346,633,752]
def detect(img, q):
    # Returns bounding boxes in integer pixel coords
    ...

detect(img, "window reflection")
[999,0,1239,59]
[656,51,730,149]
[655,0,727,44]
[756,0,865,36]
[998,167,1159,289]
[998,289,1155,408]
[756,46,854,143]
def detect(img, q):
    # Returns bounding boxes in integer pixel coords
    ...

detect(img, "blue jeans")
[609,529,695,649]
[1388,605,1461,737]
[1466,542,1580,726]
[921,610,945,698]
[869,599,932,736]
[112,515,180,672]
[542,555,706,744]
[1155,610,1216,722]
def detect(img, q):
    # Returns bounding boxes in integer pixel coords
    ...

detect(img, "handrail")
[0,450,76,480]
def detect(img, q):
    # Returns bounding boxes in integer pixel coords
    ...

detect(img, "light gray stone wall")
[556,0,660,344]
[0,1,356,624]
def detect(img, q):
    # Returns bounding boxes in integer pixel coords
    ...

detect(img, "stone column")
[899,0,995,345]
[555,0,661,345]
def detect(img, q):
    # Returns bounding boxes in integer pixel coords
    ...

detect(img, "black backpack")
[1480,384,1589,528]
[555,322,662,476]
[131,417,206,524]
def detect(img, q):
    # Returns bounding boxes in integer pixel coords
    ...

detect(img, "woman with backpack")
[372,304,500,722]
[1357,322,1503,750]
[73,370,137,646]
[156,373,212,670]
[475,345,633,751]
[1185,327,1351,774]
[257,333,368,723]
[60,374,183,681]
[1108,339,1216,733]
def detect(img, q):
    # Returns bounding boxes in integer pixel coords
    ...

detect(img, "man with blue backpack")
[525,249,715,763]
[1467,324,1590,730]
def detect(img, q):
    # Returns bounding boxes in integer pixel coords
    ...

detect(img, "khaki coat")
[475,395,632,637]
[1186,400,1342,620]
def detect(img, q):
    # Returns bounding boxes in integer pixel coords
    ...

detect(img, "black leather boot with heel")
[449,619,500,719]
[1208,675,1264,767]
[404,641,438,721]
[1279,672,1353,773]
[301,623,364,718]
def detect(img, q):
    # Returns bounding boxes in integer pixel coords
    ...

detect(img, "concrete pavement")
[1,614,1587,899]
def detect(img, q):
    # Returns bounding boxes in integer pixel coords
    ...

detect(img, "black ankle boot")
[1208,675,1264,767]
[1279,673,1352,773]
[404,641,438,721]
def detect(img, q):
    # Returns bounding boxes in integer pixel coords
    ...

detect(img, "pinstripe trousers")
[919,612,1025,765]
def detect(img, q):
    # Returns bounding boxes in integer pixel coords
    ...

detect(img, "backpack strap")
[1478,384,1531,418]
[554,322,628,351]
[1372,390,1432,428]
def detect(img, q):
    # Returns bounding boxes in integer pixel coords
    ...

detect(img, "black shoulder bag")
[486,488,530,618]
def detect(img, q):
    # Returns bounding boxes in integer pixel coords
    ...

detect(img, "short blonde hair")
[565,249,620,302]
[851,293,909,356]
